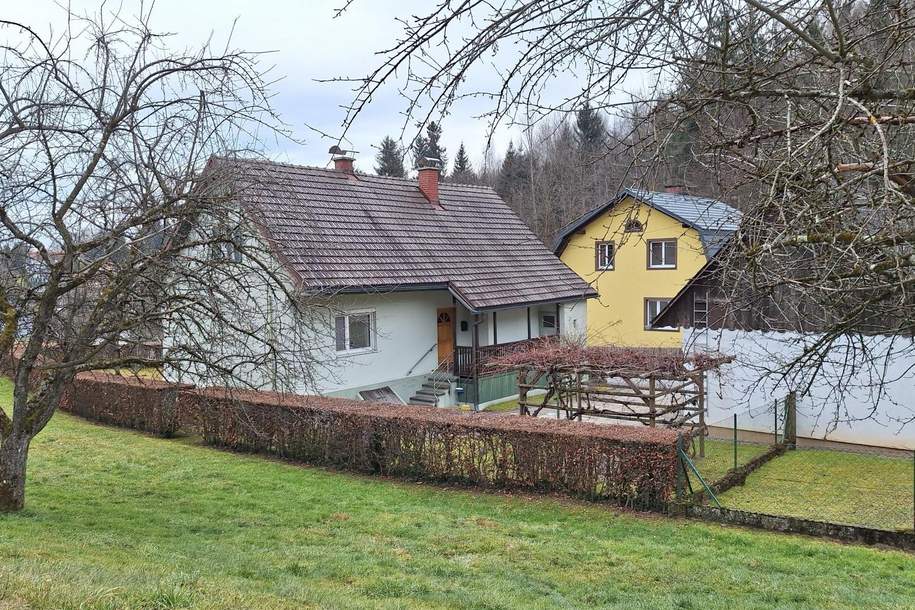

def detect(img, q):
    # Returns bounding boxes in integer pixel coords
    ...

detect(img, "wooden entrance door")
[436,307,456,365]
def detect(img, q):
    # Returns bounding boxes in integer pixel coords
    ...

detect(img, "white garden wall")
[684,328,915,450]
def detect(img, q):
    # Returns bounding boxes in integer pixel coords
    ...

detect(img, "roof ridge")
[210,154,497,194]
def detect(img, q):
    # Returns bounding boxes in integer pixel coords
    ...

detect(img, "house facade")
[201,154,595,407]
[553,188,739,347]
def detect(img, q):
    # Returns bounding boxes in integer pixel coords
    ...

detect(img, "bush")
[60,372,186,437]
[182,388,680,510]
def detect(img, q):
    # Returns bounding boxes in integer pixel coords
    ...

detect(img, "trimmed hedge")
[182,388,681,509]
[60,372,188,437]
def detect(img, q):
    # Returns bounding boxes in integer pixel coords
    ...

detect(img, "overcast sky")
[7,0,533,172]
[8,1,653,174]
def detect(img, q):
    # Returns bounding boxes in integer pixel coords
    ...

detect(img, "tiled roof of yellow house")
[553,188,741,258]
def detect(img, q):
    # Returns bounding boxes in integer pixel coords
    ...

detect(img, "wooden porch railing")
[453,337,553,378]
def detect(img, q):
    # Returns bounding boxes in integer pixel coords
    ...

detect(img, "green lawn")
[688,438,774,488]
[720,447,915,531]
[483,393,545,413]
[0,384,912,608]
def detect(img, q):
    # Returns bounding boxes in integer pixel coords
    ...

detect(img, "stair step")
[409,396,437,406]
[416,388,446,398]
[421,382,450,391]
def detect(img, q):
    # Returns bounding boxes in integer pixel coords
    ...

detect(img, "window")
[645,298,674,330]
[334,311,375,352]
[359,386,402,403]
[647,239,677,269]
[541,312,556,334]
[624,219,644,233]
[595,241,615,270]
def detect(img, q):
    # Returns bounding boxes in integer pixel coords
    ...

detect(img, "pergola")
[487,342,732,456]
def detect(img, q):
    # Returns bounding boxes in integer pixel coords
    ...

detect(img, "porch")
[439,301,579,406]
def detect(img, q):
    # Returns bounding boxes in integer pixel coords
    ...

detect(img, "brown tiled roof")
[216,157,597,311]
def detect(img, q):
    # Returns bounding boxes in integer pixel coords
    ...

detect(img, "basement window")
[359,386,401,403]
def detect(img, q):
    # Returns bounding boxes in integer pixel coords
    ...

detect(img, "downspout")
[472,312,481,411]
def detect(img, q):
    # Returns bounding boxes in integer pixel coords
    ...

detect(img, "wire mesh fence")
[685,396,788,488]
[685,393,915,532]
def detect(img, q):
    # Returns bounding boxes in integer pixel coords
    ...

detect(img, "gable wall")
[559,196,708,347]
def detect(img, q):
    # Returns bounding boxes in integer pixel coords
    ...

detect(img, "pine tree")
[574,102,607,152]
[374,136,406,177]
[451,142,474,182]
[496,141,530,198]
[412,121,447,169]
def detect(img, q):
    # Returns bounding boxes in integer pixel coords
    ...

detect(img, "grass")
[687,438,774,487]
[0,382,912,608]
[720,447,915,531]
[482,393,545,413]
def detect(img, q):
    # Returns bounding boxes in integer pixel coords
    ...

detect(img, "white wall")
[494,307,530,343]
[318,290,455,393]
[559,300,588,342]
[685,328,915,450]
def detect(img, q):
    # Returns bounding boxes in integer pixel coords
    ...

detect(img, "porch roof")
[212,157,597,311]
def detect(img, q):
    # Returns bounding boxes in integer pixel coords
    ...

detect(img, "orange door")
[436,307,455,364]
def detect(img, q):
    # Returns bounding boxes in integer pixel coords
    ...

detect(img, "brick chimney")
[665,184,687,194]
[418,165,441,205]
[333,155,355,174]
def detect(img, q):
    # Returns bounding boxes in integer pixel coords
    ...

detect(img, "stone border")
[687,504,915,551]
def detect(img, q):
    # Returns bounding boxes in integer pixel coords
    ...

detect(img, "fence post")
[733,413,738,470]
[676,433,685,500]
[773,399,779,445]
[785,391,797,449]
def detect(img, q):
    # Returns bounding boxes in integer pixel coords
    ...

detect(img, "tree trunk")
[0,434,29,512]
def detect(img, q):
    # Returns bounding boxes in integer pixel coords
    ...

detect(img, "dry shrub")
[60,372,187,437]
[182,387,680,510]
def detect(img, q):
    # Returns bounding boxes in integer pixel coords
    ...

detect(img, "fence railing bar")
[679,445,721,508]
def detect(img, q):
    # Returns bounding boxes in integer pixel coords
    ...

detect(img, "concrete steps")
[407,374,455,406]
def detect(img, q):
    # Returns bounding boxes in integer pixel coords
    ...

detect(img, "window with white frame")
[595,241,615,270]
[334,311,375,352]
[647,239,677,269]
[645,298,673,330]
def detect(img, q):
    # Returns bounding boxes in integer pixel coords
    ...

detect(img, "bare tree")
[0,8,325,511]
[341,0,915,426]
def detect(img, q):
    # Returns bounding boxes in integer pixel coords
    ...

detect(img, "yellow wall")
[559,196,707,347]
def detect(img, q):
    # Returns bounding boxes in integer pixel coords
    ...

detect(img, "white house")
[193,153,596,407]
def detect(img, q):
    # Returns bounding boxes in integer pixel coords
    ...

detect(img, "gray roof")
[215,157,597,312]
[553,188,741,258]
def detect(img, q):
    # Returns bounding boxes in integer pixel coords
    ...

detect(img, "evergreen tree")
[451,142,474,181]
[496,141,530,198]
[374,136,406,177]
[574,102,607,151]
[412,120,447,169]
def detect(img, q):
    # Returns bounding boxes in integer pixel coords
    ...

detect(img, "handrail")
[406,342,437,377]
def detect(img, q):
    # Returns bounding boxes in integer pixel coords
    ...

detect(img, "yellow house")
[553,188,740,347]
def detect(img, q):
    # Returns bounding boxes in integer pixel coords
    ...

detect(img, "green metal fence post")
[733,413,738,470]
[676,433,685,500]
[774,399,779,445]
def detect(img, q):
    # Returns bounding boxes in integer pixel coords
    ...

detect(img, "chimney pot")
[418,166,440,205]
[333,156,355,174]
